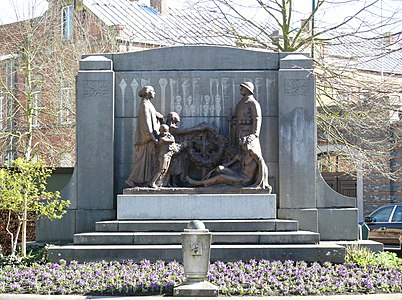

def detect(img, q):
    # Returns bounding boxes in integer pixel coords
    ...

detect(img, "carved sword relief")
[141,79,151,88]
[255,78,264,101]
[170,78,178,112]
[159,78,168,114]
[182,78,191,116]
[210,79,219,117]
[130,79,139,117]
[192,78,201,116]
[221,78,230,116]
[119,78,127,116]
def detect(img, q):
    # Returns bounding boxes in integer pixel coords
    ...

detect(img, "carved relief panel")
[115,71,278,125]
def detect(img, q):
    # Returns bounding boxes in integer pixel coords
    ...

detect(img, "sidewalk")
[1,294,401,299]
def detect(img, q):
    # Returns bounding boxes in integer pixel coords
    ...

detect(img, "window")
[59,86,73,124]
[62,6,73,40]
[391,206,402,222]
[371,206,394,222]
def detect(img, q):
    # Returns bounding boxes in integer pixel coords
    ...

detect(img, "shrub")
[345,244,402,267]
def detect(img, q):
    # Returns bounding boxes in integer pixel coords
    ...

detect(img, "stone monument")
[37,46,358,249]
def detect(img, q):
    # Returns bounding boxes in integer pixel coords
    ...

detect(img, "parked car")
[363,204,402,252]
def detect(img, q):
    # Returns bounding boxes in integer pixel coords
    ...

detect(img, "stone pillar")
[277,54,318,232]
[174,220,218,297]
[76,56,115,233]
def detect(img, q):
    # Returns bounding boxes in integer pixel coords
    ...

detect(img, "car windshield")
[391,206,402,222]
[371,206,394,222]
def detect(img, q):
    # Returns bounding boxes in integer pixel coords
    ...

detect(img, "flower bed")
[0,259,401,296]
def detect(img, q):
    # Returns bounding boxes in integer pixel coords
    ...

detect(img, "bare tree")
[0,0,118,255]
[175,0,402,183]
[0,0,117,166]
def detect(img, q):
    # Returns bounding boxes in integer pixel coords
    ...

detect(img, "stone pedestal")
[117,189,276,220]
[174,281,219,297]
[174,221,218,297]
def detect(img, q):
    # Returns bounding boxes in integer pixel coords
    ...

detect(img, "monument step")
[47,243,346,264]
[95,219,299,232]
[74,231,319,245]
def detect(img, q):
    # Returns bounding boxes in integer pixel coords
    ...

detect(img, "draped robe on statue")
[126,99,160,186]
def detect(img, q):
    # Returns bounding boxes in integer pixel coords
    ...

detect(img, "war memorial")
[37,46,377,263]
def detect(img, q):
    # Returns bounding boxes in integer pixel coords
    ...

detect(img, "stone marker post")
[173,220,218,297]
[277,54,318,232]
[76,56,116,233]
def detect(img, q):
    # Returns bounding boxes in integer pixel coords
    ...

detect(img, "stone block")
[76,69,114,210]
[332,240,383,253]
[259,117,279,163]
[76,209,116,234]
[117,194,276,220]
[174,281,219,297]
[47,244,346,264]
[318,208,359,241]
[278,208,318,232]
[95,221,118,232]
[112,46,280,71]
[114,117,136,164]
[210,244,345,263]
[74,232,135,245]
[316,172,356,208]
[61,170,77,209]
[99,220,283,232]
[279,54,313,69]
[278,59,316,209]
[79,55,113,70]
[36,210,76,242]
[275,219,298,231]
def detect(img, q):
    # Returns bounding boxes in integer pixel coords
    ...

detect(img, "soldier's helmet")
[240,82,254,94]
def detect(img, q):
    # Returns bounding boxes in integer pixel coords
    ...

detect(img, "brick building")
[0,0,260,167]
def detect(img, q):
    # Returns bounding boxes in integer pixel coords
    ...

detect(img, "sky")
[1,0,401,34]
[0,0,48,24]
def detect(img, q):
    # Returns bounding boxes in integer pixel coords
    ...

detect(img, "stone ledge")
[117,194,277,220]
[123,186,271,194]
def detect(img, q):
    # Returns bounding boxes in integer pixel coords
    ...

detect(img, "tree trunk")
[21,197,27,257]
[5,211,15,256]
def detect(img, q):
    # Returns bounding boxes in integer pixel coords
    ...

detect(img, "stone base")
[117,193,276,220]
[318,208,359,241]
[277,208,318,232]
[173,281,219,297]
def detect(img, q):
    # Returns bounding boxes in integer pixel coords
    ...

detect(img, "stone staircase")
[47,219,347,263]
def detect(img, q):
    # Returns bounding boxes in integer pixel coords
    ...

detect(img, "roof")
[319,33,402,75]
[85,1,402,75]
[83,0,273,47]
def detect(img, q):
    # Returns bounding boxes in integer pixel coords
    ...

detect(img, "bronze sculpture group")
[126,82,271,192]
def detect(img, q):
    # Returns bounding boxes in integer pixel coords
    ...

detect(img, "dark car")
[363,204,402,251]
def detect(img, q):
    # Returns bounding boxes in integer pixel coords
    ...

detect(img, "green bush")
[345,244,402,267]
[0,243,48,267]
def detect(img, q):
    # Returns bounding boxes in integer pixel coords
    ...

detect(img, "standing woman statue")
[126,86,163,187]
